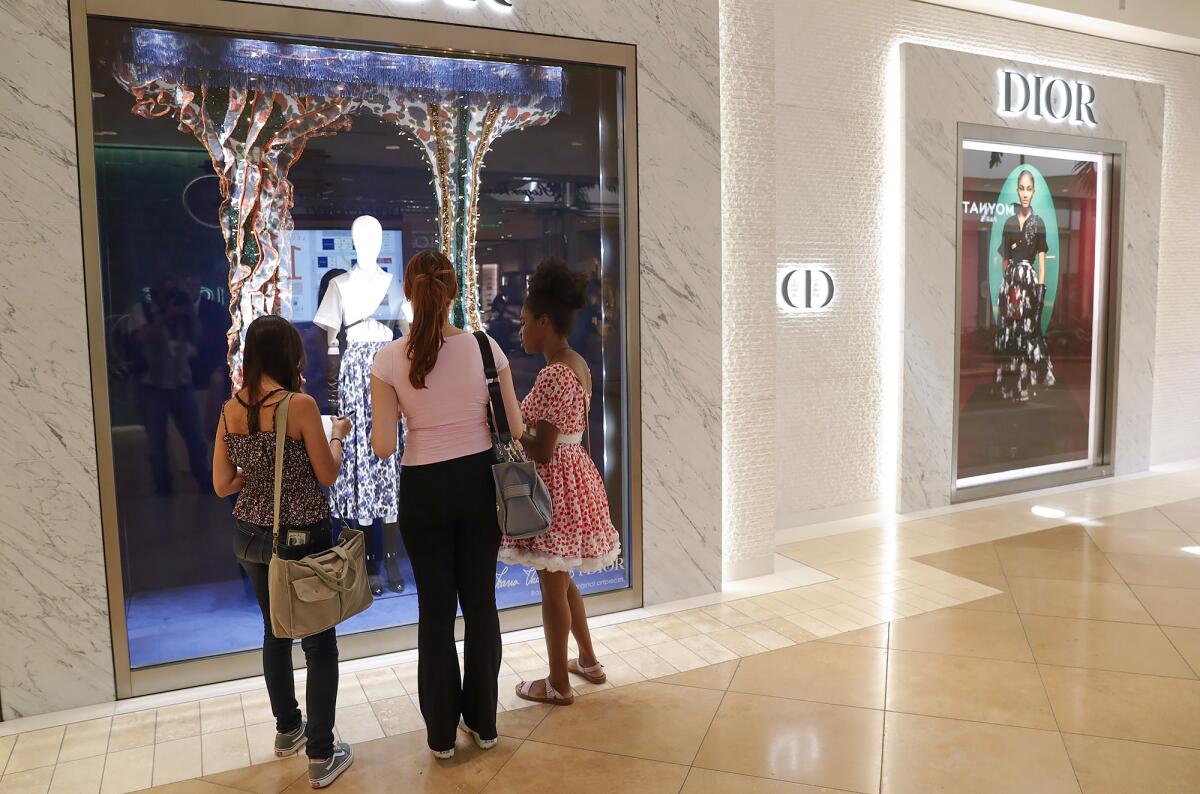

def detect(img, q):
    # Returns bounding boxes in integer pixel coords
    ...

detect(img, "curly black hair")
[525,257,588,335]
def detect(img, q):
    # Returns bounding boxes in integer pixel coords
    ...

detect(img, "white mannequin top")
[313,215,405,353]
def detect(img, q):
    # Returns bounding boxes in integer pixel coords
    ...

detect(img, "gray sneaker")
[274,721,306,757]
[309,741,353,789]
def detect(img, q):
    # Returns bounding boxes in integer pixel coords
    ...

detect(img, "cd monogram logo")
[778,267,836,312]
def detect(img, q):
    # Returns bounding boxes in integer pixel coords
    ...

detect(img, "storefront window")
[87,18,632,669]
[957,138,1110,489]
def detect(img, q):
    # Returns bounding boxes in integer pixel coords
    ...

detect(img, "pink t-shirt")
[371,333,509,467]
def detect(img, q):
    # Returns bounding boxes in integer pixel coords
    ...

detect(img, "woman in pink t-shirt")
[369,250,523,760]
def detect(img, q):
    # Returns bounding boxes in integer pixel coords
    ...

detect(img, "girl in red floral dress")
[500,259,621,706]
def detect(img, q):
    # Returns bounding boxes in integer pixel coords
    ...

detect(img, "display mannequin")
[314,215,406,596]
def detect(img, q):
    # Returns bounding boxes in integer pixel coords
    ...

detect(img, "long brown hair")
[241,315,305,430]
[404,249,458,389]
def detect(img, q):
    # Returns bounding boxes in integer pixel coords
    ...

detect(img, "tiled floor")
[4,467,1200,792]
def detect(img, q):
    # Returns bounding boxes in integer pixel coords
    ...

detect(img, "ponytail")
[404,250,458,389]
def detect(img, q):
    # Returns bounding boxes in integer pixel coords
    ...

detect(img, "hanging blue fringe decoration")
[128,27,564,104]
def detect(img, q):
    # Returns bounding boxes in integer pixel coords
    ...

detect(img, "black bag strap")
[473,331,512,443]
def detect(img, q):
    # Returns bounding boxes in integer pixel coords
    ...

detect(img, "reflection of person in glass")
[994,170,1056,401]
[130,278,212,495]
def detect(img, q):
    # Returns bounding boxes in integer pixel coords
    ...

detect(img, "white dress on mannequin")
[313,216,403,526]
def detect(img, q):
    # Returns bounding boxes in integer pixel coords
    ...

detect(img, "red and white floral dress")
[498,364,621,573]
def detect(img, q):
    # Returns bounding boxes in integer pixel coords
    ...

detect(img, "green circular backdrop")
[987,163,1060,333]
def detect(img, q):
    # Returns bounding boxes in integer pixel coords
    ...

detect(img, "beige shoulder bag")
[267,394,373,639]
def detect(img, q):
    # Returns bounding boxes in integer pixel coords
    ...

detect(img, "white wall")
[763,0,1200,529]
[0,0,720,718]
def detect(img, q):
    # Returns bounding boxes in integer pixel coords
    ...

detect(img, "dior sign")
[998,70,1097,127]
[778,266,835,312]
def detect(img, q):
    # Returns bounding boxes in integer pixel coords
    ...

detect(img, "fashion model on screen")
[994,169,1056,401]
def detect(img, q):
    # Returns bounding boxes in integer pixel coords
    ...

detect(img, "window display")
[87,17,634,671]
[956,138,1111,489]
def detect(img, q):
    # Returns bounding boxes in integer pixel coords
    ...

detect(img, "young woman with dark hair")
[212,315,354,788]
[501,258,621,706]
[369,250,524,758]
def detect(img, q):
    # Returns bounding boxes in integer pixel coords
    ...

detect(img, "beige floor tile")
[100,746,153,794]
[782,612,841,639]
[996,545,1123,582]
[729,641,886,709]
[370,696,424,738]
[1164,626,1200,675]
[823,623,888,648]
[106,711,156,753]
[889,608,1033,662]
[1063,732,1200,794]
[1039,665,1200,748]
[200,728,249,776]
[355,668,405,702]
[529,681,722,765]
[45,758,103,794]
[621,620,674,646]
[1089,507,1184,532]
[700,604,757,628]
[734,623,796,651]
[1021,614,1195,678]
[995,525,1096,552]
[675,609,730,634]
[335,675,367,707]
[1008,577,1153,623]
[758,616,820,645]
[333,703,384,744]
[677,634,740,665]
[744,594,803,618]
[199,695,244,735]
[239,690,274,727]
[681,768,845,793]
[882,711,1078,794]
[1086,526,1197,557]
[885,650,1056,729]
[648,615,702,641]
[202,754,306,794]
[769,589,827,614]
[485,740,688,792]
[645,640,707,672]
[914,542,1005,578]
[390,662,419,694]
[694,692,883,793]
[0,737,12,776]
[156,703,200,743]
[153,736,203,787]
[618,647,679,678]
[0,767,54,794]
[145,781,247,793]
[707,628,769,658]
[56,719,111,764]
[804,607,862,633]
[1131,584,1200,628]
[244,721,283,767]
[5,728,64,775]
[1106,553,1200,588]
[725,599,778,622]
[280,728,516,793]
[495,703,550,740]
[655,660,740,691]
[501,642,546,672]
[47,756,104,794]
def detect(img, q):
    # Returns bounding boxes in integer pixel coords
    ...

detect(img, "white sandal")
[568,658,607,684]
[515,678,575,706]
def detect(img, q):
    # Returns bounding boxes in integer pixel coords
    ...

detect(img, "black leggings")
[399,450,502,751]
[239,522,339,760]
